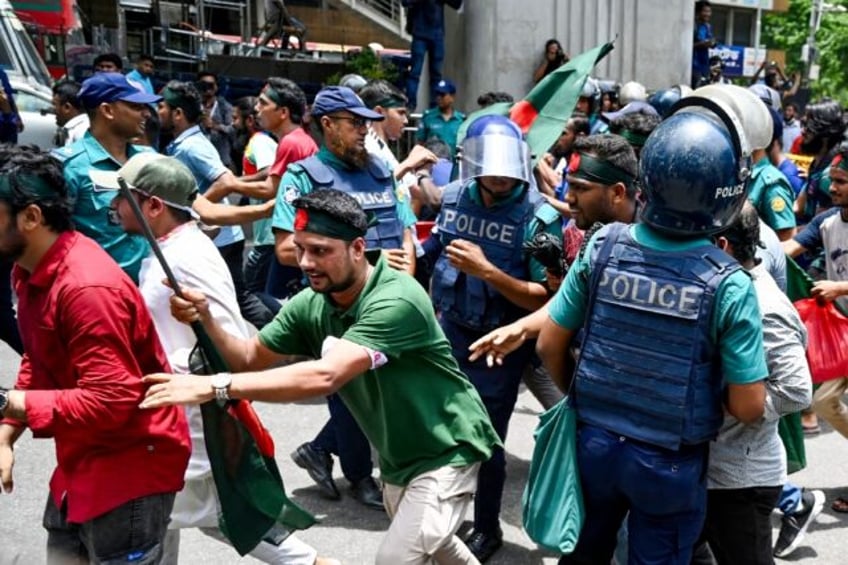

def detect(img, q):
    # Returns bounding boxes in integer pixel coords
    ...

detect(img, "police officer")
[430,114,561,561]
[271,85,417,510]
[576,78,608,135]
[536,92,768,563]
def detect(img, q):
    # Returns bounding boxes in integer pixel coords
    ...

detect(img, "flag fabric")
[509,41,614,161]
[781,256,812,474]
[190,338,317,556]
[455,41,614,161]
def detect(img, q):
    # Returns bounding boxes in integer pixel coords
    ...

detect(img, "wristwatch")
[0,388,8,416]
[210,373,232,405]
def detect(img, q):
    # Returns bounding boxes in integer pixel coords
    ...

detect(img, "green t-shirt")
[548,223,767,386]
[258,256,501,485]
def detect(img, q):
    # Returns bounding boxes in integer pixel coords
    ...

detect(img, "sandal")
[832,497,848,513]
[803,424,821,435]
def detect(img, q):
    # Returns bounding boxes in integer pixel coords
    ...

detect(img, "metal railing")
[333,0,410,40]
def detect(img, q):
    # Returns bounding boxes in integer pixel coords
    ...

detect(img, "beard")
[328,135,369,169]
[800,135,824,155]
[0,225,26,262]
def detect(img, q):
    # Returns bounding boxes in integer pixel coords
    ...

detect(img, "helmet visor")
[459,135,532,184]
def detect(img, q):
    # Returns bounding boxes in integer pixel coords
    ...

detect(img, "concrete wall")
[442,0,694,112]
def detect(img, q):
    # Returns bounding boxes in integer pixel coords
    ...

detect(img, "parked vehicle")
[12,79,57,149]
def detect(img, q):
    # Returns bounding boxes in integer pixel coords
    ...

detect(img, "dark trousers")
[217,240,276,329]
[311,393,373,483]
[699,486,783,565]
[561,425,708,565]
[406,35,445,109]
[0,258,22,355]
[243,244,282,317]
[441,319,532,535]
[43,493,175,564]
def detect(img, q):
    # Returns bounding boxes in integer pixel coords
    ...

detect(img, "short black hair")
[137,53,154,64]
[265,77,307,124]
[359,79,408,110]
[695,1,712,14]
[574,134,639,195]
[93,52,123,70]
[476,91,515,108]
[608,112,661,140]
[52,79,83,111]
[568,112,591,136]
[0,145,73,232]
[719,201,759,266]
[196,71,217,83]
[424,137,452,160]
[163,80,203,123]
[292,188,368,236]
[235,96,258,122]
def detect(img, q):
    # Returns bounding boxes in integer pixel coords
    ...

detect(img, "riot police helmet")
[459,114,532,185]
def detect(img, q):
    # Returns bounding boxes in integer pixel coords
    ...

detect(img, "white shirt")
[62,113,90,147]
[366,127,417,201]
[138,222,251,480]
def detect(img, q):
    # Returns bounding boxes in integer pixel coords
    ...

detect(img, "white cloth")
[366,127,417,202]
[138,222,250,481]
[62,113,90,147]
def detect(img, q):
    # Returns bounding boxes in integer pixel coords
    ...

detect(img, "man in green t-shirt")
[141,188,500,565]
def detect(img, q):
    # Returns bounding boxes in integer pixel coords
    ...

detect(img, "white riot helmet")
[619,81,648,105]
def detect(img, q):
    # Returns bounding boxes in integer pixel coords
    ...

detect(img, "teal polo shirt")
[746,156,796,232]
[271,146,417,234]
[415,107,465,157]
[56,132,152,282]
[548,223,767,385]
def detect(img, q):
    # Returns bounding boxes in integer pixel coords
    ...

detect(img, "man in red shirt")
[0,147,191,563]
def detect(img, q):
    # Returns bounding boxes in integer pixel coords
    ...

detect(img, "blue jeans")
[560,425,708,565]
[0,258,22,355]
[43,493,175,564]
[311,393,374,483]
[406,35,445,108]
[243,244,282,317]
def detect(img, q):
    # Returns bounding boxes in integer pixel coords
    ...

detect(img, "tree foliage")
[762,0,848,105]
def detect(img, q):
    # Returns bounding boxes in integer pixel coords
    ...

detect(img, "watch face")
[0,390,8,412]
[211,374,231,389]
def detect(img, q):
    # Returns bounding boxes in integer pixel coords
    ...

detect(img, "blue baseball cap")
[434,79,457,95]
[78,72,162,109]
[311,86,384,120]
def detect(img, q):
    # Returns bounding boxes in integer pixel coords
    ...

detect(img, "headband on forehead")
[373,96,406,110]
[293,208,367,241]
[619,129,650,148]
[161,87,199,117]
[831,154,848,172]
[569,152,636,187]
[263,85,285,107]
[0,173,60,201]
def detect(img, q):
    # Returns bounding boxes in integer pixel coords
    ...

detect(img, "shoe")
[774,489,825,558]
[465,528,503,563]
[350,476,385,511]
[291,443,341,500]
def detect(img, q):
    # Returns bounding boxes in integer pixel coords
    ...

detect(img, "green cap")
[89,153,199,217]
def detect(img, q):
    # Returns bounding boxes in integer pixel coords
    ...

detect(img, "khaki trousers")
[813,377,848,438]
[377,463,481,565]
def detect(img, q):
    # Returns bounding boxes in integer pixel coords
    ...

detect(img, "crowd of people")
[0,20,846,565]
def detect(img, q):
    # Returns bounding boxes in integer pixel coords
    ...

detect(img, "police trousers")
[441,319,534,535]
[560,424,708,565]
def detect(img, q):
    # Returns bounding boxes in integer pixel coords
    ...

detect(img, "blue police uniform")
[432,179,561,538]
[549,222,768,564]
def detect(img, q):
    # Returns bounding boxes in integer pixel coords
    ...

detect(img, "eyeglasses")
[328,115,370,129]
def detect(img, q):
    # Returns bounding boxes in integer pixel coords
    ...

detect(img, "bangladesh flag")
[190,338,317,556]
[456,41,615,162]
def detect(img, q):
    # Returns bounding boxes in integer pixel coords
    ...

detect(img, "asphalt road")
[1,340,847,565]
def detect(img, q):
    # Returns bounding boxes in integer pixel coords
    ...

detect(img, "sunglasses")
[329,115,370,129]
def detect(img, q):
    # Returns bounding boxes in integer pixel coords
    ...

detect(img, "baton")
[117,175,230,372]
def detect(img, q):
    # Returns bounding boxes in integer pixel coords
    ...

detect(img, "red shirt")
[5,231,190,523]
[269,126,318,178]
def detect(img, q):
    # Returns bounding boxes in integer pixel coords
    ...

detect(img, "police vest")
[296,155,404,250]
[431,181,560,332]
[574,223,738,450]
